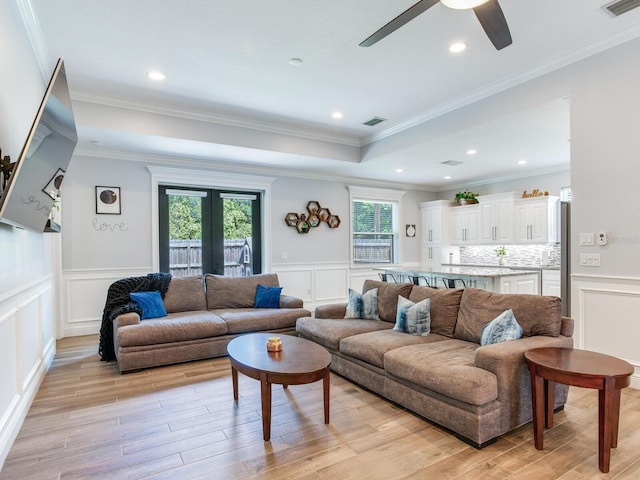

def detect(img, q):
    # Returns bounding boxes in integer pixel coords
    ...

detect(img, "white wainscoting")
[271,262,382,311]
[572,274,640,389]
[61,268,152,338]
[0,276,56,468]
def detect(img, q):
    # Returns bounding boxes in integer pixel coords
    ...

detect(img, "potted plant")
[496,246,507,265]
[454,189,479,205]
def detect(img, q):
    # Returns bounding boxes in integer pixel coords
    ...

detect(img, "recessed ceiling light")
[395,168,404,173]
[449,42,466,53]
[332,112,344,119]
[148,71,165,81]
[466,149,477,155]
[444,176,452,180]
[518,160,527,165]
[289,57,303,66]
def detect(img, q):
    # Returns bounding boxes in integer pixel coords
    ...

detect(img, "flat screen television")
[0,58,77,232]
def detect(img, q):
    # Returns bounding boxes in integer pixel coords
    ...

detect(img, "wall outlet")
[580,253,601,266]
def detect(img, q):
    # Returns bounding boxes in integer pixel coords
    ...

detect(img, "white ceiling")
[24,0,640,189]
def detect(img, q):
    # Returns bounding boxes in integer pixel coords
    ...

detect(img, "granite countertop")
[447,263,561,271]
[378,266,541,278]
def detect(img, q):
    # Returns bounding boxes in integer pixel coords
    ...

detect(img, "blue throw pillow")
[254,284,282,308]
[394,295,431,336]
[130,291,167,320]
[480,309,523,346]
[344,288,379,320]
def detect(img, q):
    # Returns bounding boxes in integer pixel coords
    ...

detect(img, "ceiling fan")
[360,0,512,51]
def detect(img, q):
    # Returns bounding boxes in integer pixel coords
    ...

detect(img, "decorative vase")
[498,256,505,266]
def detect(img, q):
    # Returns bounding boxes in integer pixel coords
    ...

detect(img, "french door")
[158,186,262,277]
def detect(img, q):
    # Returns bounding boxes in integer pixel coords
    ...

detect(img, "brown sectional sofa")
[114,273,310,372]
[296,279,574,447]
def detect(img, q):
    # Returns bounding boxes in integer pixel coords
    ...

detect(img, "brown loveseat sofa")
[296,279,573,448]
[112,273,310,372]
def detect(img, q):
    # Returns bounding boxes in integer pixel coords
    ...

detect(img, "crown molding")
[71,147,430,192]
[364,24,640,146]
[70,92,363,148]
[442,165,570,193]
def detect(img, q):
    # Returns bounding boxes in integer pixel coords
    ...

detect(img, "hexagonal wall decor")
[284,201,340,234]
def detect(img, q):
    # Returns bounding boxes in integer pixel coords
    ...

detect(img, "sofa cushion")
[480,309,523,346]
[345,288,379,320]
[455,288,562,344]
[393,296,430,336]
[163,276,207,313]
[362,280,413,323]
[205,273,279,309]
[216,308,309,334]
[296,317,392,351]
[384,340,498,406]
[408,286,463,338]
[117,311,227,347]
[339,330,448,368]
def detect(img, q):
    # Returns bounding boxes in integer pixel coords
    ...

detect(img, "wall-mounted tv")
[0,58,77,232]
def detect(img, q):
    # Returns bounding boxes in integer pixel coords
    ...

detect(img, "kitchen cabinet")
[515,196,560,244]
[450,204,480,245]
[499,273,540,294]
[419,200,450,267]
[542,269,561,297]
[479,193,516,244]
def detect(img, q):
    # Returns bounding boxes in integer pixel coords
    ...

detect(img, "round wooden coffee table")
[525,347,633,473]
[227,333,332,441]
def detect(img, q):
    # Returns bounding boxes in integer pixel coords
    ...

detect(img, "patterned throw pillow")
[130,291,167,320]
[394,295,431,336]
[480,309,523,346]
[344,288,380,320]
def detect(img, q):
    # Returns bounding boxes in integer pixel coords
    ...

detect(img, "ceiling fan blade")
[473,0,512,50]
[360,0,440,47]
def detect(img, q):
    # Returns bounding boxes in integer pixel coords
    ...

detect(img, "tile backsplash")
[460,244,561,268]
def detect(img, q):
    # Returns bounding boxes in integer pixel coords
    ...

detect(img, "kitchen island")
[376,266,541,295]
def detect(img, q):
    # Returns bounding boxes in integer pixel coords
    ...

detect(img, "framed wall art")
[96,186,121,215]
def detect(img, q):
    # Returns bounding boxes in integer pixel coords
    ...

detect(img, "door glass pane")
[222,194,254,277]
[167,190,204,278]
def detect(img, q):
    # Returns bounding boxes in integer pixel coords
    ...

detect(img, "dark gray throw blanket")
[98,272,172,361]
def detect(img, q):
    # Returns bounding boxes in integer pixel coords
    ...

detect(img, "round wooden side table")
[524,347,633,473]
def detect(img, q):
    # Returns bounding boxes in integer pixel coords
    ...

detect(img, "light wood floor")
[2,336,640,479]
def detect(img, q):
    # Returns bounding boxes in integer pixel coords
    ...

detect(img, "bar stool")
[408,275,431,287]
[378,273,397,283]
[441,277,466,289]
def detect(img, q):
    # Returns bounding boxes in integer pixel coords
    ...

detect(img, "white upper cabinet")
[450,204,480,245]
[479,193,517,244]
[419,200,450,266]
[515,196,560,244]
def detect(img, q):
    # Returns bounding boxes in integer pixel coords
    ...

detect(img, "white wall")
[0,0,59,468]
[58,154,433,337]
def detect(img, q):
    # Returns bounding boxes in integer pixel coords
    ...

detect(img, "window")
[349,186,405,265]
[159,186,262,278]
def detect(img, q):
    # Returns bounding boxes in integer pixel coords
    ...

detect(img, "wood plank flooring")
[2,335,640,479]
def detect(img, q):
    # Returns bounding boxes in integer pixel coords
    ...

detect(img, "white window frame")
[348,185,405,267]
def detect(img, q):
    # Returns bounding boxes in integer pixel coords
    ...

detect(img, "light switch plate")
[580,233,595,246]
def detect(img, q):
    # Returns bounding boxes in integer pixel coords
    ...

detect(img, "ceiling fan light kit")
[360,0,512,51]
[441,0,489,9]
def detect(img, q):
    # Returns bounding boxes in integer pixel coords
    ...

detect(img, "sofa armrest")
[560,316,574,337]
[314,303,347,319]
[474,335,574,429]
[279,295,304,309]
[115,312,140,328]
